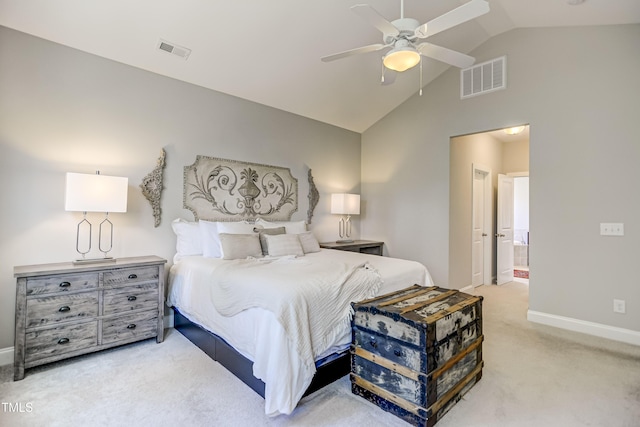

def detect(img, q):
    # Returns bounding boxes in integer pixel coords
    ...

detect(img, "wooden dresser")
[13,256,167,381]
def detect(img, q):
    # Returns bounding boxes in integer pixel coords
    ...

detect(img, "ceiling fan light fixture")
[504,126,526,135]
[383,46,421,72]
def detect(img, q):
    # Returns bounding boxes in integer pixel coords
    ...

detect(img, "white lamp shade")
[331,193,360,215]
[65,172,128,213]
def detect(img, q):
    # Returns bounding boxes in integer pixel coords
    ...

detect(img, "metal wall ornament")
[140,148,166,227]
[184,155,298,222]
[307,169,319,224]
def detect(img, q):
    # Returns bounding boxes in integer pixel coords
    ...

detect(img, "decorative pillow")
[253,226,286,255]
[199,220,222,258]
[200,221,257,258]
[255,218,307,234]
[171,219,202,259]
[264,233,304,257]
[219,233,262,260]
[298,231,321,254]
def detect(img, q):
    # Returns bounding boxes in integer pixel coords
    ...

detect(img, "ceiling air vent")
[461,56,506,99]
[157,39,191,60]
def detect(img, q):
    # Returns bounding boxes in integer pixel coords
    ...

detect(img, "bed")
[169,156,433,415]
[168,246,432,416]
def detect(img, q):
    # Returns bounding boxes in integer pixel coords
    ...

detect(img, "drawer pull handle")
[393,349,403,357]
[58,338,70,345]
[58,306,71,313]
[369,338,378,349]
[127,296,137,302]
[127,324,137,330]
[59,281,71,288]
[128,274,138,279]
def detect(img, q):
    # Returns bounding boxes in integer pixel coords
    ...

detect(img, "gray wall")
[0,27,361,350]
[362,25,640,334]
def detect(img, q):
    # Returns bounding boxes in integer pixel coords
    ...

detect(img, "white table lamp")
[65,172,128,263]
[331,193,360,243]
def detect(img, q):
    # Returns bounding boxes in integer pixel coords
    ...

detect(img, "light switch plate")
[600,223,624,236]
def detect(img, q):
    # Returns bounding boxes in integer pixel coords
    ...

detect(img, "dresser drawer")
[26,292,99,328]
[102,310,158,345]
[26,272,99,296]
[103,283,159,315]
[25,321,97,363]
[103,266,159,286]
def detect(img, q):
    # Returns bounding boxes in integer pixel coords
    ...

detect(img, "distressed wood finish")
[14,256,166,381]
[26,272,99,296]
[352,285,483,373]
[351,285,484,427]
[102,310,159,344]
[26,292,99,328]
[25,321,98,362]
[103,283,159,315]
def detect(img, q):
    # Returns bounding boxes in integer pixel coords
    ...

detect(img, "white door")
[472,166,491,287]
[497,174,514,285]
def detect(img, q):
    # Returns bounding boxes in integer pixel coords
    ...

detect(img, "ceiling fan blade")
[414,0,490,39]
[351,4,399,36]
[417,42,476,68]
[381,69,397,86]
[321,43,387,63]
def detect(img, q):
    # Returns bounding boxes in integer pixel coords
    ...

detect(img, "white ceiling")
[1,0,639,133]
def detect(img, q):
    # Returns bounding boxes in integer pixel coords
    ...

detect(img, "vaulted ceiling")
[1,0,639,132]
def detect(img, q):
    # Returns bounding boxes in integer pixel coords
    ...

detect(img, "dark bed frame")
[173,307,351,398]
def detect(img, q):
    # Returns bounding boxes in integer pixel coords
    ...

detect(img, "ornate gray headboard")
[184,155,298,222]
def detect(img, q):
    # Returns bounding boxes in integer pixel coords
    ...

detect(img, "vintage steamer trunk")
[351,285,484,427]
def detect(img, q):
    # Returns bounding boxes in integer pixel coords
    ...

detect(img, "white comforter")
[167,249,432,416]
[210,257,382,373]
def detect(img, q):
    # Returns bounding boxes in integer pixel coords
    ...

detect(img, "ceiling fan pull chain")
[419,58,423,96]
[381,59,385,84]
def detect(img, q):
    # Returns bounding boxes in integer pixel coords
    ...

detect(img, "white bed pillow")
[199,220,222,258]
[264,234,304,257]
[219,233,262,260]
[217,221,257,235]
[171,219,203,260]
[297,231,321,254]
[255,218,307,234]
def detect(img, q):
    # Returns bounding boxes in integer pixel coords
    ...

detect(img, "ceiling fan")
[321,0,490,82]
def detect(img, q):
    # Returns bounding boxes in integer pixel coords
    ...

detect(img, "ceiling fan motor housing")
[384,18,420,44]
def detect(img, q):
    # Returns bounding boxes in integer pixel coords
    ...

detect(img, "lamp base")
[336,239,355,243]
[72,257,116,265]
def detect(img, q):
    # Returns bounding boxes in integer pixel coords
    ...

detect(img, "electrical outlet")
[613,299,626,314]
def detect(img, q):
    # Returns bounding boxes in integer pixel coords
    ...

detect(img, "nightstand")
[319,240,384,256]
[13,255,167,380]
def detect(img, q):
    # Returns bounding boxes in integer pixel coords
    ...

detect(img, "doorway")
[448,125,530,290]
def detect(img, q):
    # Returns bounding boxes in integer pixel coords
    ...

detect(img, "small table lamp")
[65,172,128,263]
[331,193,360,243]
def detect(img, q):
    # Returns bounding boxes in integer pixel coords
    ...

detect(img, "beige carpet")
[1,281,639,427]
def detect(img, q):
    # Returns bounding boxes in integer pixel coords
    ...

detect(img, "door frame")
[471,163,492,287]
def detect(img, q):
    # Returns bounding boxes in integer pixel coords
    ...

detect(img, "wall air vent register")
[157,39,191,60]
[461,56,506,99]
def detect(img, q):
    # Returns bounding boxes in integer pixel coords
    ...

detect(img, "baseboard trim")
[527,310,640,346]
[0,346,13,366]
[460,285,475,293]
